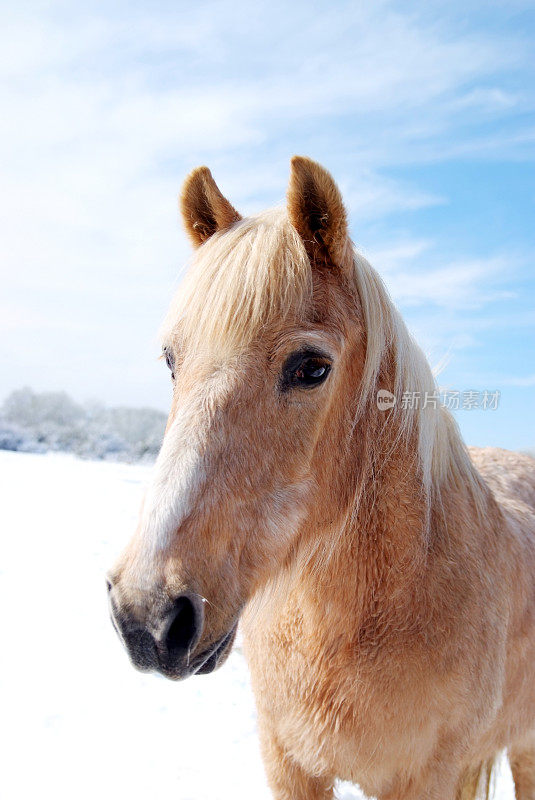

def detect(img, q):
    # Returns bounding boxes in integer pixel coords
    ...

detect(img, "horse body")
[107,157,535,799]
[243,445,535,799]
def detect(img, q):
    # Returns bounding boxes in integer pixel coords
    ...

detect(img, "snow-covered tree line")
[0,387,166,462]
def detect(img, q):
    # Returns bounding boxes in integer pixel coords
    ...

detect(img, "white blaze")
[139,402,206,554]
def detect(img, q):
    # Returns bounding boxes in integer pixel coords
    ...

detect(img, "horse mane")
[350,247,481,500]
[162,208,482,502]
[162,209,313,355]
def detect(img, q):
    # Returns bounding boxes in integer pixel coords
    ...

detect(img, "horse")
[107,156,535,800]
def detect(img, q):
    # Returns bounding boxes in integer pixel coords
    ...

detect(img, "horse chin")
[193,623,239,676]
[155,622,239,681]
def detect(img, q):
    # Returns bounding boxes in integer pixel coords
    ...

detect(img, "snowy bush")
[0,419,43,453]
[0,387,166,462]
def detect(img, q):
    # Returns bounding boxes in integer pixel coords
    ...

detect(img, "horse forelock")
[160,208,313,355]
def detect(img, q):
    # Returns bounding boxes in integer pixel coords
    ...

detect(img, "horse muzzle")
[107,581,237,679]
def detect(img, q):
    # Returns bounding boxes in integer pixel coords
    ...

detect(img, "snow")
[0,451,514,799]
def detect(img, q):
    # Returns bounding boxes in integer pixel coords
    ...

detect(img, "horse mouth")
[153,623,238,680]
[190,624,238,676]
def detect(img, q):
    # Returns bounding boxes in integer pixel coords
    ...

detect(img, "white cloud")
[364,239,518,310]
[385,257,516,309]
[494,374,535,387]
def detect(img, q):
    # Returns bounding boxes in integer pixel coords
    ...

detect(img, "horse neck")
[352,410,429,592]
[297,393,494,651]
[296,403,436,639]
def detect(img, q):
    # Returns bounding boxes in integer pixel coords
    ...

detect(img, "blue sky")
[1,0,534,449]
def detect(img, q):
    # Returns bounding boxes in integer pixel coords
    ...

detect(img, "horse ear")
[287,156,348,266]
[180,166,242,248]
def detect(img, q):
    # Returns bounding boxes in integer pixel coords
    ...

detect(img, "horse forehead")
[172,357,244,411]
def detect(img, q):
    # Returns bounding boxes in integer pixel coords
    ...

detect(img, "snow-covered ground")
[0,451,515,799]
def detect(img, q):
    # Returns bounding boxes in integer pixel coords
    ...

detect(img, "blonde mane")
[162,208,480,498]
[350,248,480,496]
[162,209,313,354]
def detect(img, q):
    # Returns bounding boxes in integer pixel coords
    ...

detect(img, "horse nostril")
[164,594,204,659]
[106,578,113,593]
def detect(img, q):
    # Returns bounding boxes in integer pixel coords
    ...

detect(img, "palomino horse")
[107,157,535,800]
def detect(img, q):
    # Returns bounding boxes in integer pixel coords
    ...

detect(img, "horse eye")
[281,350,332,391]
